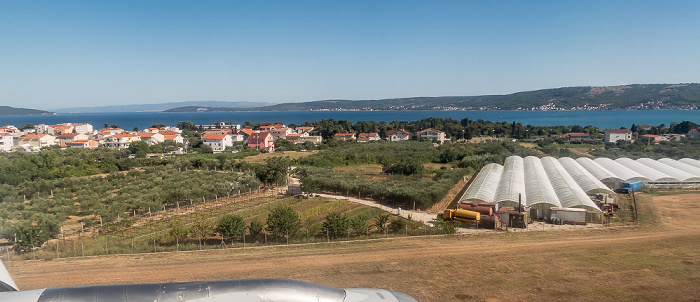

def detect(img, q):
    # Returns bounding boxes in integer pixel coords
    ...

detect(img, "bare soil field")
[7,193,700,301]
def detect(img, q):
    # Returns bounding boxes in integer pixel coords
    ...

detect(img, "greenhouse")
[575,157,623,186]
[523,156,561,209]
[594,157,649,182]
[658,158,700,178]
[679,158,700,169]
[540,157,601,213]
[636,158,700,182]
[559,157,614,194]
[615,158,677,182]
[460,163,503,204]
[493,155,526,208]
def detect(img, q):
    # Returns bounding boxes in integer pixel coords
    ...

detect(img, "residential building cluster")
[0,123,185,152]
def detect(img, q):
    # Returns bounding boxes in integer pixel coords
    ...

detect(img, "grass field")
[7,192,700,301]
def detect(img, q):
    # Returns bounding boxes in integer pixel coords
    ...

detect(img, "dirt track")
[7,193,700,301]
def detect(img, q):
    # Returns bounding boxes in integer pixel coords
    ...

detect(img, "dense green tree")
[349,215,369,236]
[382,160,424,176]
[217,214,246,239]
[248,219,264,242]
[322,213,349,238]
[266,207,301,238]
[128,141,149,158]
[176,121,198,131]
[254,157,291,186]
[389,218,407,234]
[274,139,298,152]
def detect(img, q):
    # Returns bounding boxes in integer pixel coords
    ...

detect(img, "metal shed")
[575,157,623,186]
[523,156,561,209]
[594,157,650,182]
[460,163,503,204]
[637,158,700,182]
[658,158,700,178]
[559,157,614,194]
[615,158,677,182]
[541,157,601,212]
[493,155,526,208]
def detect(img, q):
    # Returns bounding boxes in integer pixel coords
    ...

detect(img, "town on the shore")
[1,121,700,153]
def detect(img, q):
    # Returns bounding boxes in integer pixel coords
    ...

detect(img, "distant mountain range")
[163,84,700,112]
[0,106,54,116]
[55,101,276,113]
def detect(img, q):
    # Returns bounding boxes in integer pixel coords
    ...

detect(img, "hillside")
[0,106,54,115]
[56,101,276,113]
[164,83,700,112]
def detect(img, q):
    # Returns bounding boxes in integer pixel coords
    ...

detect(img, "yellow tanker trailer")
[440,209,480,222]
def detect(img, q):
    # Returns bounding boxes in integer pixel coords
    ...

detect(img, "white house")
[202,134,233,152]
[138,132,165,145]
[604,129,632,143]
[387,129,410,142]
[71,123,94,134]
[418,128,446,144]
[0,133,13,151]
[104,133,141,149]
[357,133,381,143]
[18,134,56,149]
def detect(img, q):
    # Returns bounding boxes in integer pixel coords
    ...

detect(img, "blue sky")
[1,0,699,110]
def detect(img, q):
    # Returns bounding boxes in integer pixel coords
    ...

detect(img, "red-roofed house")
[271,128,292,140]
[48,124,74,136]
[248,132,274,152]
[19,134,56,149]
[157,130,180,136]
[563,132,590,141]
[334,133,356,141]
[639,134,664,143]
[104,133,141,149]
[387,129,410,142]
[417,128,446,144]
[57,133,88,146]
[162,134,184,144]
[604,129,632,143]
[357,133,380,143]
[0,126,19,133]
[202,133,233,152]
[295,126,314,134]
[0,133,13,151]
[138,132,165,145]
[70,140,99,149]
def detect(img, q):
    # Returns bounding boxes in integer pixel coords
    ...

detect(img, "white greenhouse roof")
[460,163,503,204]
[523,156,561,208]
[493,155,526,207]
[679,158,700,169]
[594,157,649,182]
[615,158,676,182]
[575,157,623,183]
[541,157,601,212]
[658,158,700,178]
[559,157,614,194]
[636,158,700,182]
